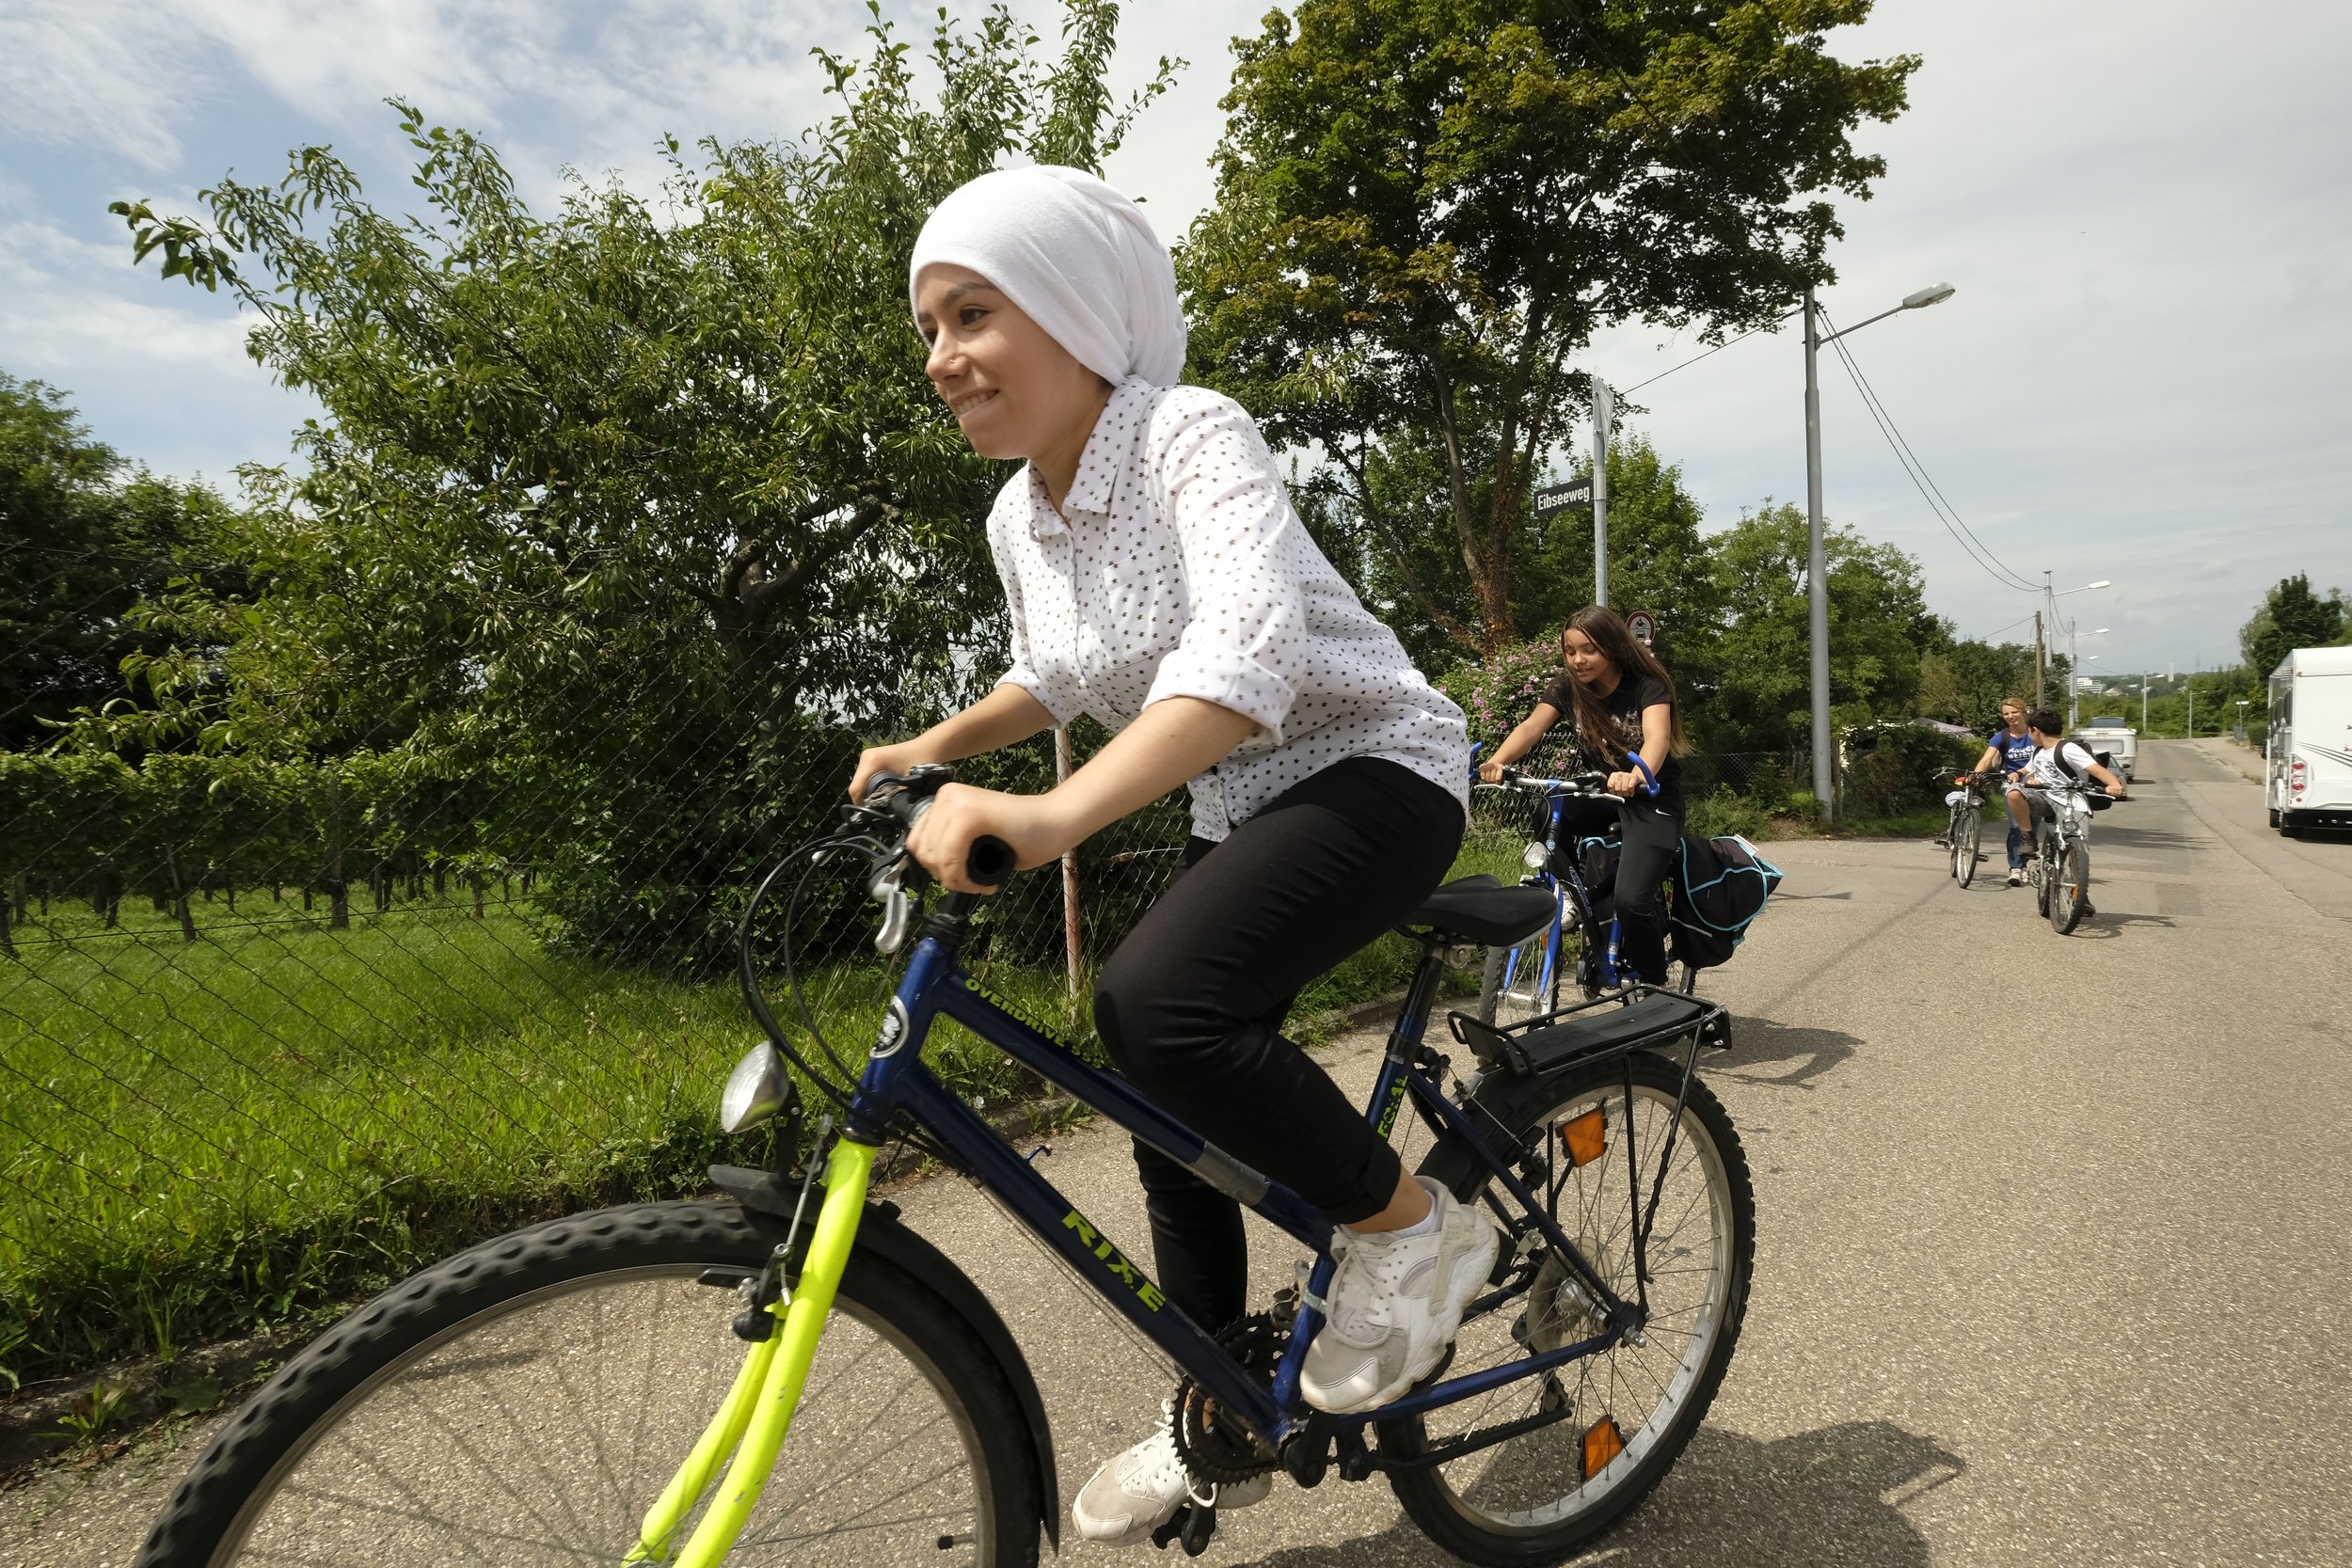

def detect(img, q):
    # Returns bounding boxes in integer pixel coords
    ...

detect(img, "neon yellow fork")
[626,1135,878,1565]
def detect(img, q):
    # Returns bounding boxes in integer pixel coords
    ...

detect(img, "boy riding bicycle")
[2004,707,2127,911]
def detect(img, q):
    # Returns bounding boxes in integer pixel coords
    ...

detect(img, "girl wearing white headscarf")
[851,165,1489,1545]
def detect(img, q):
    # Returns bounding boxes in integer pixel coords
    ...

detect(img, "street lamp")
[2066,627,2109,730]
[1804,280,1956,822]
[2038,574,2111,705]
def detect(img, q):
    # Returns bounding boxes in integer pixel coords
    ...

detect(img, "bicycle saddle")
[1404,875,1558,945]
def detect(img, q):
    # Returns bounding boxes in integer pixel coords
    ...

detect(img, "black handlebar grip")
[966,835,1017,889]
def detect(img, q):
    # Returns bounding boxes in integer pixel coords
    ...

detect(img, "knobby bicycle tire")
[1953,805,1980,888]
[2051,837,2090,935]
[1391,1051,1755,1565]
[134,1201,1042,1568]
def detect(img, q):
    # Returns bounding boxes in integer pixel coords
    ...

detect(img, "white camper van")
[2266,646,2352,834]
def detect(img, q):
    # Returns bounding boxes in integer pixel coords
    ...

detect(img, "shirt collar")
[1025,378,1155,539]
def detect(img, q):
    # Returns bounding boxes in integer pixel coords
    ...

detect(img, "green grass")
[0,871,1443,1389]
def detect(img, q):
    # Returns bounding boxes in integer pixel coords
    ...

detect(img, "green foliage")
[1916,637,2041,733]
[1684,786,1772,842]
[1702,501,1947,752]
[1839,722,1974,820]
[2240,573,2348,681]
[0,374,241,750]
[99,2,1178,971]
[1181,0,1915,655]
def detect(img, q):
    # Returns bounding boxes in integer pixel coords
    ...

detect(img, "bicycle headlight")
[719,1041,791,1134]
[1521,841,1549,872]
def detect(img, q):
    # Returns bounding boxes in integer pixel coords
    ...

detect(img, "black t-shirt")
[1540,670,1682,805]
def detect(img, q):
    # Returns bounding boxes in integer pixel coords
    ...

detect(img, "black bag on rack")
[1666,833,1785,972]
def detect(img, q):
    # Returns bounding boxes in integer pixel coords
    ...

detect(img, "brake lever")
[866,851,916,955]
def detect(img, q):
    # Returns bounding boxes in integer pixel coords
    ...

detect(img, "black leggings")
[1092,756,1465,1330]
[1613,797,1684,986]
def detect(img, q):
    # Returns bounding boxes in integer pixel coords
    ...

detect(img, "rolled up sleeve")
[1140,394,1304,744]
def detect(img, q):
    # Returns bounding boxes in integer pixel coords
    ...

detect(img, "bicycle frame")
[635,916,1643,1564]
[1494,785,1618,1000]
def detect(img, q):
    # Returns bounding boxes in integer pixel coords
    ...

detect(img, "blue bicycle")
[137,764,1755,1568]
[1476,762,1695,1030]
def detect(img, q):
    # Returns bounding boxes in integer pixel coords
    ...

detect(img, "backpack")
[2053,739,2117,809]
[1667,833,1785,972]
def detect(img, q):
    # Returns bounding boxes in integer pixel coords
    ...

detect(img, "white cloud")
[0,1,214,169]
[5,0,2349,671]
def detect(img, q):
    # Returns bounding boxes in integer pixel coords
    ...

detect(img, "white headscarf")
[908,165,1186,388]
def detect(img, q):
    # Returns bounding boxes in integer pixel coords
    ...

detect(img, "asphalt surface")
[9,738,2349,1568]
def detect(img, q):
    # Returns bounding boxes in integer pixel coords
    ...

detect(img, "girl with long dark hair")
[1479,605,1689,985]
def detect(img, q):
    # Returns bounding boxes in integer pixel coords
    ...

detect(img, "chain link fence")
[0,702,1803,1400]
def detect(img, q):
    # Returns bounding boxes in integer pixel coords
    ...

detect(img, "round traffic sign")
[1627,610,1658,646]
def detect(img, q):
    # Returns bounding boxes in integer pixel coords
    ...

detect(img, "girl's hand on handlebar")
[1478,757,1509,784]
[850,741,931,803]
[906,783,1071,895]
[1606,769,1641,797]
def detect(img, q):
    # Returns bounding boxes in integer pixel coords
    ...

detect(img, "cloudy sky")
[6,0,2348,676]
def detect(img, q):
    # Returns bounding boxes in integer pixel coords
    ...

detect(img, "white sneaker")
[1299,1177,1500,1414]
[1070,1401,1272,1546]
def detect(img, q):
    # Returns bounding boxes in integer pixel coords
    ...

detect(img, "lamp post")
[2038,573,2111,705]
[1804,281,1955,823]
[2065,627,2109,730]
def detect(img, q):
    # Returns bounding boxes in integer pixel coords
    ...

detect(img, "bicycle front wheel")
[2050,838,2089,935]
[135,1202,1040,1568]
[1954,807,1980,888]
[1391,1051,1755,1565]
[1480,912,1563,1028]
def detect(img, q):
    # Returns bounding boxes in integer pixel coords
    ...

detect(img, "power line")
[1818,308,2042,594]
[1621,317,1788,394]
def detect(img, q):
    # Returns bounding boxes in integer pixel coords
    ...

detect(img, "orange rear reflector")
[1562,1109,1607,1167]
[1582,1418,1625,1476]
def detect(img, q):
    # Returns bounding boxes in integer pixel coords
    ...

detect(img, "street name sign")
[1534,478,1593,516]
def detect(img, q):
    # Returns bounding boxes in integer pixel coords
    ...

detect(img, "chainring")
[1170,1301,1292,1485]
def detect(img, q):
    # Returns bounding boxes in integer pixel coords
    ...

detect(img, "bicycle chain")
[1169,1291,1294,1486]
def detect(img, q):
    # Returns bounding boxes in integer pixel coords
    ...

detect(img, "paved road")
[11,739,2349,1567]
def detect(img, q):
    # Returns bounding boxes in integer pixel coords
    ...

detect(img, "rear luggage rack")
[1449,988,1725,1078]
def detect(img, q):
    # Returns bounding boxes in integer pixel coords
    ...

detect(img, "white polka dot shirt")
[987,379,1471,841]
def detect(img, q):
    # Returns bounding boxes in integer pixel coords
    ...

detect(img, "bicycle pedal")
[1151,1502,1217,1556]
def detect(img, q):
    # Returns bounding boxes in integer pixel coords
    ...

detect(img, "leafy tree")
[1916,637,2041,733]
[1702,501,1943,753]
[102,2,1176,967]
[1181,0,1915,656]
[0,374,236,750]
[2240,573,2347,682]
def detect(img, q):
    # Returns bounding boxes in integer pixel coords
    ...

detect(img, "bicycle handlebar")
[863,768,1017,889]
[1486,766,1616,798]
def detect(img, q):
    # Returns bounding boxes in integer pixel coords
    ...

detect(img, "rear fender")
[709,1164,1059,1549]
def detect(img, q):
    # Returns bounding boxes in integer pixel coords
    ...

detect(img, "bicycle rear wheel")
[135,1202,1040,1568]
[1391,1051,1755,1565]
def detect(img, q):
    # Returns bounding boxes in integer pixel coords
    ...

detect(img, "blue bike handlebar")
[1625,752,1661,799]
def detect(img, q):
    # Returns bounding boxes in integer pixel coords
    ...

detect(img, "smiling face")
[1561,626,1617,689]
[2000,702,2027,732]
[914,263,1109,464]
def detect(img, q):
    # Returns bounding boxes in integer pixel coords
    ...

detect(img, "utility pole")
[2141,673,2149,734]
[2033,610,2045,705]
[1803,288,1832,822]
[1592,380,1612,608]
